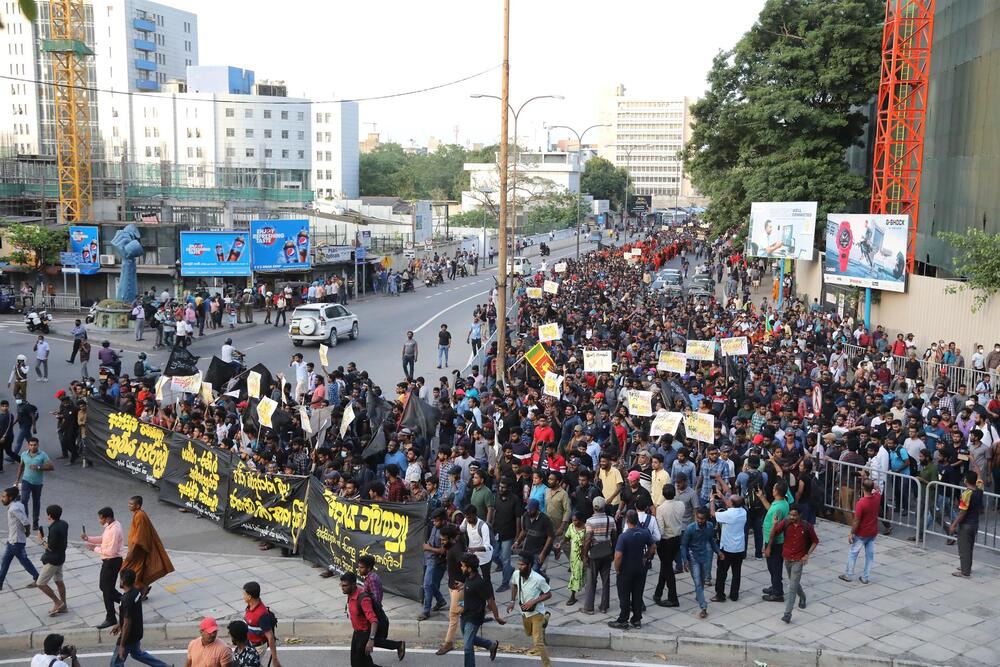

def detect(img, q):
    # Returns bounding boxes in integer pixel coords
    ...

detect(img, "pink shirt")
[86,520,124,559]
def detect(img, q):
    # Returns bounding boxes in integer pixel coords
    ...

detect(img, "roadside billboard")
[747,202,817,260]
[68,226,101,275]
[179,232,251,277]
[823,214,907,292]
[413,200,433,244]
[251,219,311,272]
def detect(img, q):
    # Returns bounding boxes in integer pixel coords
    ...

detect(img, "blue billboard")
[250,219,311,272]
[68,226,100,275]
[179,231,251,276]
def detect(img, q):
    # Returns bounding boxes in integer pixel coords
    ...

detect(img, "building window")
[186,147,194,158]
[315,112,322,123]
[264,148,272,158]
[315,151,322,160]
[196,147,203,158]
[297,150,304,159]
[245,129,254,138]
[324,151,331,161]
[281,130,288,139]
[145,146,152,157]
[264,129,272,138]
[325,170,332,179]
[263,109,271,119]
[184,40,191,51]
[246,148,254,157]
[225,108,234,117]
[297,131,304,140]
[244,109,253,119]
[281,110,289,120]
[315,132,322,142]
[324,132,331,142]
[297,112,304,121]
[226,147,235,157]
[316,170,322,181]
[280,149,288,158]
[324,113,331,123]
[226,128,235,137]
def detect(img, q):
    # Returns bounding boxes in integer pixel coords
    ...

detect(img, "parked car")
[288,303,359,347]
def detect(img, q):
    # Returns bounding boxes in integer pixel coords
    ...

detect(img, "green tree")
[581,157,632,211]
[683,0,883,242]
[0,0,35,29]
[939,230,1000,311]
[2,221,68,269]
[448,210,498,229]
[359,143,410,197]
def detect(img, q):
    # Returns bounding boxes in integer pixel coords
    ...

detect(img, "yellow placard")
[657,350,687,374]
[543,371,563,398]
[318,343,330,368]
[583,350,613,373]
[170,372,202,394]
[256,396,278,428]
[299,405,313,433]
[526,287,543,299]
[720,336,749,357]
[247,370,261,399]
[650,411,683,438]
[538,322,560,343]
[340,403,355,438]
[200,381,214,405]
[543,280,559,295]
[685,411,715,444]
[685,339,717,362]
[627,390,653,417]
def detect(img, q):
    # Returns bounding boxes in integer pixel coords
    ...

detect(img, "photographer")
[30,633,80,667]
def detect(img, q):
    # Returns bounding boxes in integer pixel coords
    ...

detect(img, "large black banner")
[158,436,234,524]
[85,400,171,485]
[224,463,309,549]
[300,477,428,600]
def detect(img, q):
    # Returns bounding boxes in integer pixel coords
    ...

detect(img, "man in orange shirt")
[184,617,232,667]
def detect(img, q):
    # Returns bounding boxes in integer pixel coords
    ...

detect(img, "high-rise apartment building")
[598,84,697,203]
[312,101,360,200]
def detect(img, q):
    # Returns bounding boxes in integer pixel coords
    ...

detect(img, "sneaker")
[490,641,498,662]
[762,594,785,602]
[657,600,679,608]
[630,621,642,629]
[704,578,713,586]
[762,587,773,595]
[710,595,726,602]
[607,620,630,630]
[433,599,447,611]
[799,596,807,609]
[838,574,853,582]
[417,613,429,621]
[781,613,791,624]
[698,609,708,619]
[859,577,870,584]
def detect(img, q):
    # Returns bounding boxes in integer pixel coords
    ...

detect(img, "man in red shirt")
[530,441,566,474]
[840,479,879,584]
[531,416,555,450]
[767,505,819,624]
[242,581,281,667]
[342,571,394,667]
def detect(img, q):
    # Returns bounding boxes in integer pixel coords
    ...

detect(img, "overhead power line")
[0,64,500,105]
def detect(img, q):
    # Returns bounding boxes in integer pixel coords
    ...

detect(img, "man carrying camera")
[30,633,81,667]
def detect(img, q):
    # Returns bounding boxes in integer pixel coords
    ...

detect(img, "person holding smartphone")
[36,504,69,616]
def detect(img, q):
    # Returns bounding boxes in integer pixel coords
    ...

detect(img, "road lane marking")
[413,289,490,333]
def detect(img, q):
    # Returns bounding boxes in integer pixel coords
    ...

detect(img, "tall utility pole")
[549,124,609,259]
[470,94,563,258]
[495,0,511,387]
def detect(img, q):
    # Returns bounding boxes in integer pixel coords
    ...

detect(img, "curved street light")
[547,123,610,259]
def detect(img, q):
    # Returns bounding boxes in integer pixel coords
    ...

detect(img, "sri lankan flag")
[525,342,555,379]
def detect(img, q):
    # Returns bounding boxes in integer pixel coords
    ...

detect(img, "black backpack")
[356,592,389,640]
[743,469,765,511]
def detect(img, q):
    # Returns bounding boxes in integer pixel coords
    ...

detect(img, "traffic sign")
[60,251,83,266]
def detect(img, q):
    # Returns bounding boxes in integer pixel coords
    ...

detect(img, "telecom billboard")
[68,226,101,275]
[250,219,311,272]
[747,202,817,260]
[179,232,251,276]
[823,214,907,293]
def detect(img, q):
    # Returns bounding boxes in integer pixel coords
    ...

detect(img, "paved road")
[0,644,707,667]
[0,229,616,555]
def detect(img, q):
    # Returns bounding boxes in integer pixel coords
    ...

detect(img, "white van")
[506,256,531,275]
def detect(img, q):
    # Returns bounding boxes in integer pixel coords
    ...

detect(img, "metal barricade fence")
[840,343,998,396]
[922,480,1000,554]
[819,457,924,535]
[461,299,518,379]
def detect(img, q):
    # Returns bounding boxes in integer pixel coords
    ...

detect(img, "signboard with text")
[68,226,101,275]
[251,219,311,271]
[180,232,251,277]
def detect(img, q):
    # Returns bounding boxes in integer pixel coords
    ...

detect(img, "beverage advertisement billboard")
[747,202,817,260]
[824,214,907,292]
[68,226,101,275]
[179,232,251,276]
[251,220,311,271]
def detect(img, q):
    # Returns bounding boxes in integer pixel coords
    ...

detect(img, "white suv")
[288,303,359,347]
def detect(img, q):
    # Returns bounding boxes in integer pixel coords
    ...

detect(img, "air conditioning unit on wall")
[99,254,117,265]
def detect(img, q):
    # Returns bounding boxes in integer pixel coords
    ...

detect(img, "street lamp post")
[471,94,563,257]
[548,124,610,259]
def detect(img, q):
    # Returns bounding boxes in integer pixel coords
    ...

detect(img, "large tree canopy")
[581,157,632,212]
[683,0,883,241]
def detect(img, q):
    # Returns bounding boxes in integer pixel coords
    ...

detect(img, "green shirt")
[763,498,789,545]
[469,485,495,520]
[19,450,50,486]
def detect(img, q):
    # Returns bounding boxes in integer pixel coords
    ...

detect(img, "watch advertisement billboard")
[251,219,311,271]
[179,232,251,276]
[747,202,817,260]
[68,226,101,275]
[824,214,907,293]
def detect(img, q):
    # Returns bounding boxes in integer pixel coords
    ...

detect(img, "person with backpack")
[341,571,396,667]
[357,555,405,660]
[736,456,768,559]
[242,581,281,667]
[766,504,819,624]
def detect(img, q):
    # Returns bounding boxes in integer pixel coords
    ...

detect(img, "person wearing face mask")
[985,343,1000,373]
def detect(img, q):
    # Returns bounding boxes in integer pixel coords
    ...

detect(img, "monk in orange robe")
[122,495,174,599]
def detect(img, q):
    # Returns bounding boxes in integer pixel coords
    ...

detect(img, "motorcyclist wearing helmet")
[97,341,121,377]
[133,352,161,382]
[7,354,29,401]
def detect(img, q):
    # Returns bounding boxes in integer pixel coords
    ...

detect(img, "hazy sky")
[165,0,768,148]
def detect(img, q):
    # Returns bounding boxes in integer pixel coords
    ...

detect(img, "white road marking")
[0,646,690,667]
[413,289,490,333]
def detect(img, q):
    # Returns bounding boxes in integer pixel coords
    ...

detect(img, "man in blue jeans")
[437,324,452,368]
[1,486,39,589]
[459,553,499,666]
[16,437,52,531]
[109,568,168,667]
[418,509,448,620]
[680,507,719,619]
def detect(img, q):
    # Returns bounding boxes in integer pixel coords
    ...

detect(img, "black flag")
[164,346,200,377]
[401,395,440,442]
[204,356,236,391]
[366,390,392,428]
[361,426,387,460]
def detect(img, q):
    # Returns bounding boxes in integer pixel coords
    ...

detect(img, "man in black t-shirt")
[458,554,499,665]
[492,477,522,593]
[514,499,554,574]
[437,324,452,368]
[110,569,168,667]
[436,525,467,656]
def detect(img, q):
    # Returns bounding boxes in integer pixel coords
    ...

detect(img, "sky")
[164,0,769,149]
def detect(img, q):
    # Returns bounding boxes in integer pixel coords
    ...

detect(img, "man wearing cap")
[608,509,655,630]
[184,617,232,667]
[513,498,554,576]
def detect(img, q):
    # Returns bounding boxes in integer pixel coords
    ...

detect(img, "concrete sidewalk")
[0,517,994,666]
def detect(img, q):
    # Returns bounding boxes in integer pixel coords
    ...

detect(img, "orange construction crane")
[869,0,936,273]
[41,0,94,223]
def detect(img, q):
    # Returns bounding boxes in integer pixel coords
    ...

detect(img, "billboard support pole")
[777,260,785,309]
[864,287,872,329]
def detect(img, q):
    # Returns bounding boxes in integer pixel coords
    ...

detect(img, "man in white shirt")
[31,634,79,667]
[33,335,50,382]
[709,494,747,602]
[654,484,684,607]
[290,353,308,404]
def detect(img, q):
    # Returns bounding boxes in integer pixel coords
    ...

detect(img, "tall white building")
[598,84,697,203]
[0,0,198,158]
[461,150,583,213]
[312,101,359,200]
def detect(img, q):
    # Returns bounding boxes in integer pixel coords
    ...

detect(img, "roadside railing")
[923,480,1000,553]
[841,342,998,396]
[31,293,82,311]
[461,299,518,380]
[819,458,924,536]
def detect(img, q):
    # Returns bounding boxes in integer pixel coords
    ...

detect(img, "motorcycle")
[25,308,53,333]
[85,303,98,324]
[539,243,551,257]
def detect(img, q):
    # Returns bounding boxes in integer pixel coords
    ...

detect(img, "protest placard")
[685,339,717,362]
[720,336,749,356]
[538,322,560,343]
[685,411,715,444]
[657,350,687,373]
[543,280,559,295]
[583,350,613,373]
[526,287,543,299]
[543,371,563,398]
[627,390,653,417]
[650,411,683,438]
